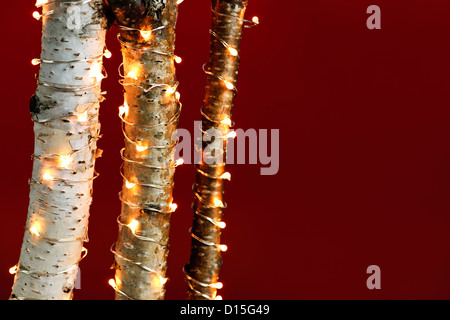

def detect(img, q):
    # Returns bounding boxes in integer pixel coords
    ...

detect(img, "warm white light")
[175,158,184,167]
[92,68,104,83]
[127,71,138,80]
[108,279,118,290]
[60,155,71,168]
[77,110,88,122]
[217,221,227,229]
[212,282,223,289]
[166,86,176,94]
[32,11,41,20]
[136,144,147,152]
[221,118,232,126]
[220,172,231,181]
[125,181,136,189]
[252,16,260,25]
[219,244,228,252]
[175,92,181,101]
[174,56,182,64]
[214,199,224,207]
[31,58,40,66]
[228,47,238,56]
[226,131,237,139]
[35,0,47,6]
[215,295,223,300]
[170,203,178,212]
[159,276,168,285]
[140,30,152,41]
[9,265,18,275]
[177,0,184,4]
[104,49,112,59]
[127,220,139,233]
[119,103,129,117]
[30,225,40,237]
[224,80,234,90]
[43,172,53,181]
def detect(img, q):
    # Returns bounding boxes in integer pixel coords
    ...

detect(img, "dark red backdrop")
[2,0,450,300]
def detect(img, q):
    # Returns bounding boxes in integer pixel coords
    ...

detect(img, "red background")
[2,0,450,300]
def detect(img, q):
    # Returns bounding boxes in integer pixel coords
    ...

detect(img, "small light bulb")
[220,172,231,181]
[224,80,234,90]
[92,68,104,83]
[212,282,223,289]
[214,199,224,207]
[219,244,228,252]
[159,276,168,285]
[125,181,136,189]
[43,172,53,181]
[140,30,152,41]
[215,295,223,300]
[127,71,138,80]
[108,279,118,290]
[9,265,18,275]
[170,203,178,212]
[136,144,147,152]
[175,158,184,167]
[166,86,176,94]
[32,11,41,20]
[252,16,260,25]
[217,221,227,229]
[119,103,129,117]
[221,118,232,126]
[228,47,238,56]
[174,56,182,64]
[226,131,237,139]
[35,0,47,7]
[177,0,184,4]
[175,91,181,101]
[31,58,40,66]
[127,220,139,233]
[77,110,88,122]
[60,155,71,168]
[103,49,112,59]
[30,225,40,237]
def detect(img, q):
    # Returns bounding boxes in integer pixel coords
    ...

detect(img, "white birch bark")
[10,0,107,300]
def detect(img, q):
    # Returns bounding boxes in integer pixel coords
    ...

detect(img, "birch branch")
[108,0,180,300]
[185,0,249,300]
[10,0,107,300]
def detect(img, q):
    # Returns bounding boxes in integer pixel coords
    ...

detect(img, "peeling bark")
[186,0,248,300]
[109,0,180,300]
[10,0,107,300]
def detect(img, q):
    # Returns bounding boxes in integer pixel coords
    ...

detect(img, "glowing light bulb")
[127,71,138,80]
[219,244,228,252]
[77,110,88,122]
[125,181,136,189]
[108,279,118,290]
[221,118,232,126]
[226,131,237,139]
[212,282,223,289]
[43,172,53,181]
[30,225,40,237]
[36,0,47,6]
[215,295,223,300]
[175,91,181,101]
[104,49,112,59]
[32,11,41,20]
[214,199,224,208]
[170,203,178,212]
[136,144,147,152]
[177,0,184,4]
[60,155,71,168]
[166,86,176,94]
[31,58,40,66]
[217,221,227,229]
[140,30,152,41]
[9,265,18,275]
[224,80,234,90]
[175,158,184,167]
[174,56,182,64]
[159,276,168,285]
[119,103,129,117]
[228,47,238,56]
[252,16,260,25]
[127,220,139,233]
[220,172,231,181]
[92,68,104,83]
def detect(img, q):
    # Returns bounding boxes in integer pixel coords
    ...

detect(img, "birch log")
[108,0,180,300]
[10,0,107,300]
[186,0,248,300]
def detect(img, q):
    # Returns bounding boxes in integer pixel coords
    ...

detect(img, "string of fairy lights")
[108,2,183,299]
[184,6,259,300]
[9,0,107,296]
